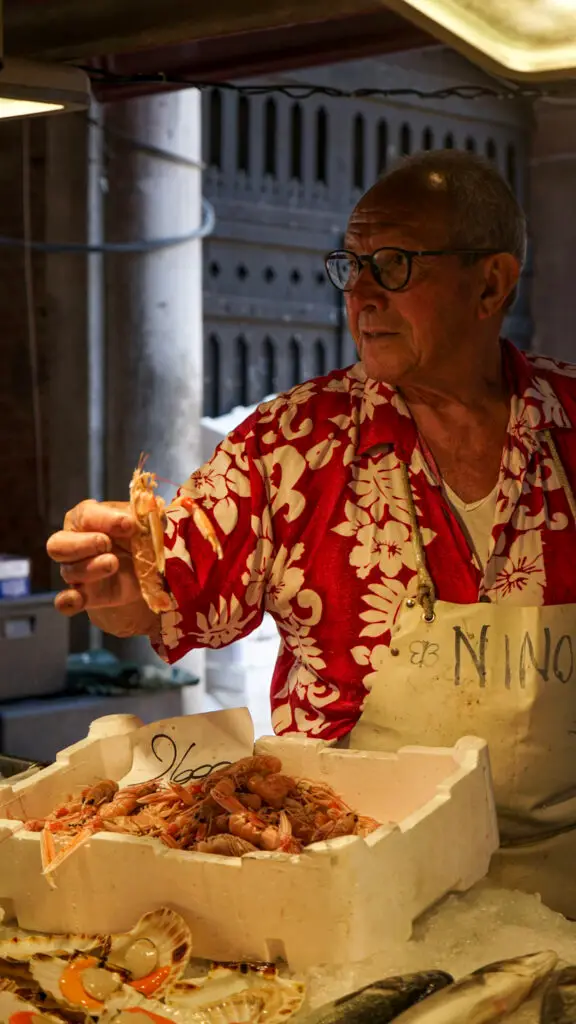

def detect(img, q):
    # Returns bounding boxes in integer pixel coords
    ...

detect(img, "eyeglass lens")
[326,249,411,291]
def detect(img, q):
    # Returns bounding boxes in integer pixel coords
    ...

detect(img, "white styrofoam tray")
[0,710,498,970]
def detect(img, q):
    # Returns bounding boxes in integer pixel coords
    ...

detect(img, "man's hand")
[47,500,160,638]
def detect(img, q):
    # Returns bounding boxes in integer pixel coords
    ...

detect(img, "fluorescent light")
[383,0,576,79]
[0,59,90,120]
[0,99,64,120]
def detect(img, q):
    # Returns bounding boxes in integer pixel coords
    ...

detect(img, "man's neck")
[398,346,511,502]
[399,350,507,417]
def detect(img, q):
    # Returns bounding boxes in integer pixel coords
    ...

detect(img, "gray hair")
[381,149,527,268]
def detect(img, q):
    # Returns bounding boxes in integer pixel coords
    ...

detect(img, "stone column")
[531,99,576,362]
[103,88,206,684]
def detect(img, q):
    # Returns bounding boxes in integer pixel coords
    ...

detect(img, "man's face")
[344,182,489,387]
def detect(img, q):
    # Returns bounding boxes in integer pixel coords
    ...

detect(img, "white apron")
[349,431,576,917]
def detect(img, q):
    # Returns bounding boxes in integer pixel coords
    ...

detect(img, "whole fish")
[301,970,454,1024]
[541,967,576,1023]
[392,951,558,1024]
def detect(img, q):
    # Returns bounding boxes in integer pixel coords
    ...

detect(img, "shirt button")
[390,647,400,657]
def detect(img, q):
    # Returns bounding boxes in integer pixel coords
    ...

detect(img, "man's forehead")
[345,213,443,247]
[346,213,420,233]
[345,193,450,245]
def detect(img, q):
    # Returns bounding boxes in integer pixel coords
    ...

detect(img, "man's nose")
[350,265,390,303]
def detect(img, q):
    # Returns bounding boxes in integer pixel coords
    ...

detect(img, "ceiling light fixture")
[383,0,576,79]
[0,59,90,120]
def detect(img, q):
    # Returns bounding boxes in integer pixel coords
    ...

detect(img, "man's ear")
[478,253,520,319]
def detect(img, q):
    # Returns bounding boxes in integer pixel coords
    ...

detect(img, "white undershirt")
[443,482,498,571]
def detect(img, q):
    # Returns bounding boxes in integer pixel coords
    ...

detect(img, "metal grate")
[202,52,532,417]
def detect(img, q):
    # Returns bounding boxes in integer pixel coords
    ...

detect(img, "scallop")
[102,1013,178,1024]
[107,910,192,997]
[103,986,261,1024]
[99,992,180,1024]
[168,989,265,1023]
[0,988,68,1024]
[0,978,19,993]
[0,928,101,962]
[165,965,305,1024]
[29,954,131,1015]
[0,957,38,991]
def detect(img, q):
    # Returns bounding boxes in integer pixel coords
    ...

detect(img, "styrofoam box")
[0,713,498,970]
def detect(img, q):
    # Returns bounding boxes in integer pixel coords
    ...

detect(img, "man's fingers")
[63,500,135,537]
[54,586,125,615]
[50,499,143,621]
[60,553,119,585]
[47,531,113,563]
[54,588,86,616]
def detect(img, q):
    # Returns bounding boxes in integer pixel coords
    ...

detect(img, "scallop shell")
[102,987,261,1024]
[0,978,19,993]
[0,957,38,990]
[0,988,68,1023]
[165,965,305,1023]
[0,928,101,962]
[107,910,192,997]
[29,954,134,1016]
[99,991,180,1024]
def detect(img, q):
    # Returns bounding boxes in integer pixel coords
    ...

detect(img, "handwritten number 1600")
[149,733,232,784]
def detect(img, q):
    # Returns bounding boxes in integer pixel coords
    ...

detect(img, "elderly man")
[48,150,576,915]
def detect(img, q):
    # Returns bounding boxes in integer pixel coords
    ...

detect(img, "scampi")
[301,971,453,1024]
[21,757,382,880]
[541,967,576,1023]
[391,951,558,1024]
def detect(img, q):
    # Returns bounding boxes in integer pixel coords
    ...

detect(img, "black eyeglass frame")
[324,246,503,292]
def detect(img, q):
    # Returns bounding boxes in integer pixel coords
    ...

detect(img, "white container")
[0,711,498,970]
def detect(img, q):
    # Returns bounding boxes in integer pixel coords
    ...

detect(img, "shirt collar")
[353,363,417,462]
[504,339,571,432]
[354,338,571,461]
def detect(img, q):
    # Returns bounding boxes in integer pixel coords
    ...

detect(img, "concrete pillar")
[103,89,206,687]
[531,99,576,362]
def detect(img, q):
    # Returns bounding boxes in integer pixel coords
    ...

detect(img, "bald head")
[350,149,527,267]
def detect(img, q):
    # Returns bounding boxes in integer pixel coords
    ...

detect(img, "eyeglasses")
[325,246,502,293]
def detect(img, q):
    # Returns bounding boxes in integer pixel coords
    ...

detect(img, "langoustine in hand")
[129,454,223,614]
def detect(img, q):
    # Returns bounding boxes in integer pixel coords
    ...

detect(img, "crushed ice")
[299,880,576,1021]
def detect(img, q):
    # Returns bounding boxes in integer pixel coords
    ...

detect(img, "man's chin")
[360,353,410,386]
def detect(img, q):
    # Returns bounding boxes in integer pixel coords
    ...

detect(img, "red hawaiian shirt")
[157,340,576,741]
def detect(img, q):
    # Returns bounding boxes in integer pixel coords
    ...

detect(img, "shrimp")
[247,772,295,810]
[310,811,358,844]
[355,815,382,837]
[19,754,381,876]
[196,835,258,856]
[129,454,173,613]
[82,779,118,807]
[98,793,139,819]
[259,811,302,854]
[130,455,224,612]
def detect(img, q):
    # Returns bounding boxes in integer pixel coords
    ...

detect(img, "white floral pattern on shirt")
[159,341,576,741]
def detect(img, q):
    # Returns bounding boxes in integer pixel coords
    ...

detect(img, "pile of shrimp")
[22,755,381,874]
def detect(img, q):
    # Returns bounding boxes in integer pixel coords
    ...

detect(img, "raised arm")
[47,416,272,656]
